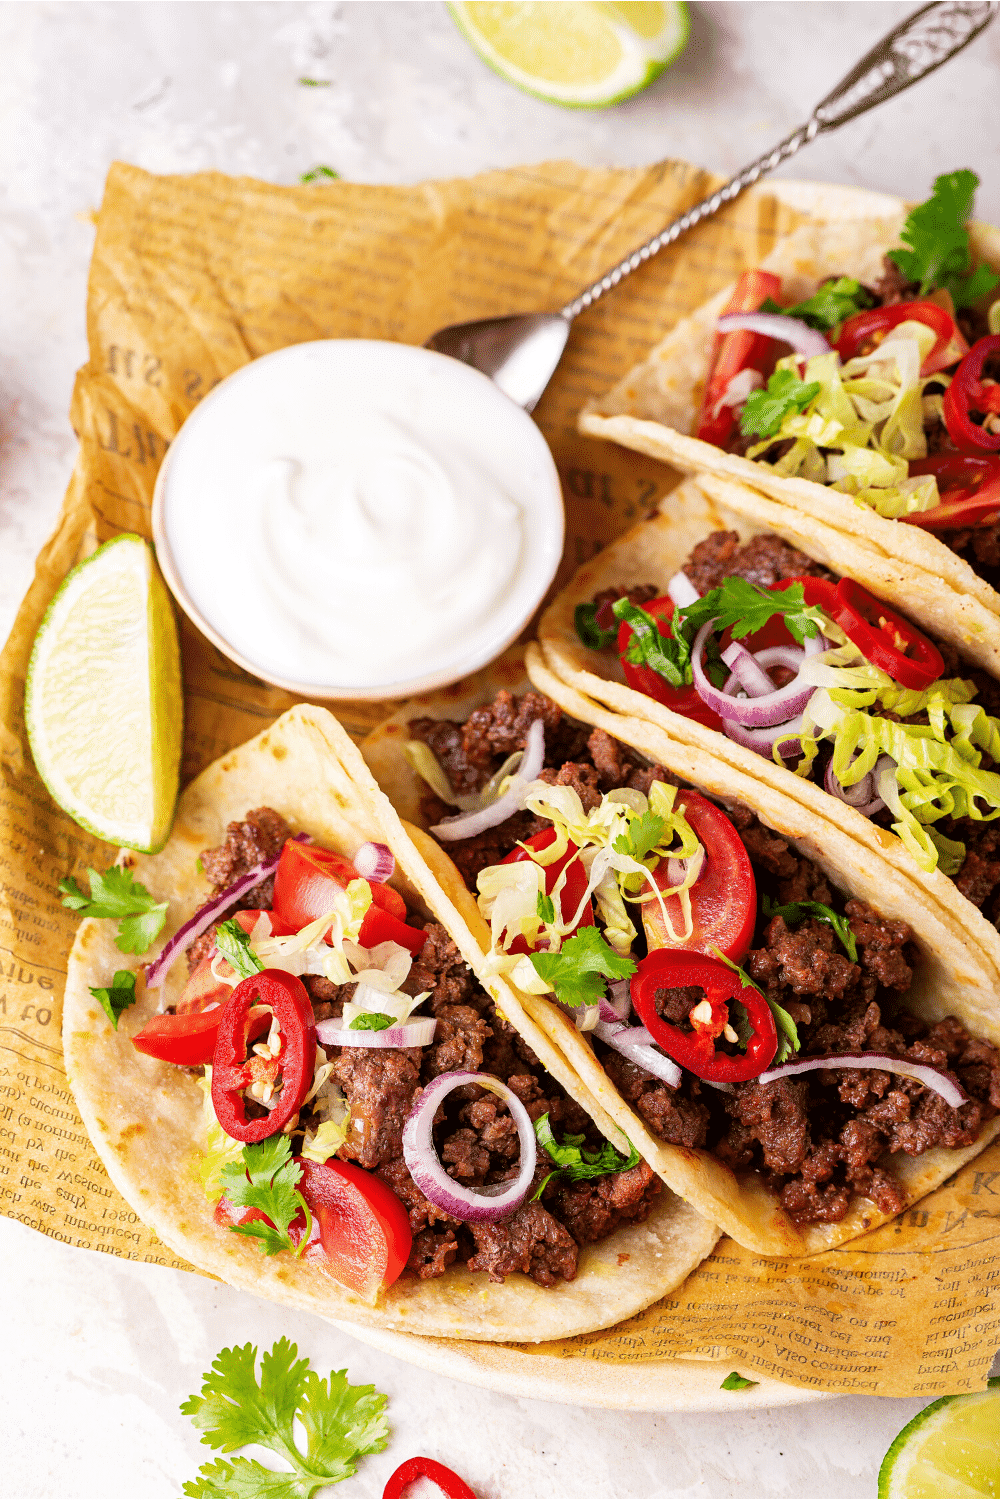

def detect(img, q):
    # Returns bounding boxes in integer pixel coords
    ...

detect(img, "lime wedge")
[25,534,183,853]
[448,1,689,108]
[879,1385,1000,1498]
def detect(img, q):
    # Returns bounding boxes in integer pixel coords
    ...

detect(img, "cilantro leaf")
[88,969,137,1029]
[680,576,824,649]
[711,947,799,1065]
[348,1012,393,1031]
[574,601,618,651]
[215,919,265,980]
[760,277,873,333]
[529,926,635,1009]
[762,896,858,962]
[299,164,338,182]
[613,599,688,687]
[298,78,330,87]
[740,368,821,439]
[181,1339,389,1498]
[219,1138,308,1257]
[532,1113,641,1198]
[721,1371,759,1391]
[613,810,665,864]
[887,170,999,309]
[59,866,168,954]
[536,891,555,924]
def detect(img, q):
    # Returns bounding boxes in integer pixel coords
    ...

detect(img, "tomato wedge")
[296,1157,411,1300]
[836,299,967,377]
[617,596,723,730]
[272,839,425,955]
[501,827,595,954]
[696,270,783,448]
[133,1000,271,1067]
[641,791,756,962]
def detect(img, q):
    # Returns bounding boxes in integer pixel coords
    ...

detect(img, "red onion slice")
[824,754,891,817]
[316,1016,437,1050]
[144,832,311,990]
[402,1071,537,1223]
[602,982,631,1023]
[352,841,395,883]
[594,1018,683,1089]
[716,311,831,359]
[430,718,545,842]
[721,641,777,698]
[667,570,701,608]
[723,713,805,760]
[753,645,807,675]
[692,621,814,727]
[757,1052,968,1109]
[715,367,765,414]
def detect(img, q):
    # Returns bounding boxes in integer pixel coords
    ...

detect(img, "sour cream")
[152,341,564,697]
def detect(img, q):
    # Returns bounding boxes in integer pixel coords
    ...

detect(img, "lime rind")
[448,1,689,109]
[878,1388,1000,1498]
[25,534,183,854]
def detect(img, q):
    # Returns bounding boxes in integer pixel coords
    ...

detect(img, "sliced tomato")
[174,909,293,1015]
[617,596,723,730]
[695,269,783,448]
[501,827,595,954]
[272,840,422,953]
[641,790,756,962]
[296,1158,411,1299]
[132,1002,270,1067]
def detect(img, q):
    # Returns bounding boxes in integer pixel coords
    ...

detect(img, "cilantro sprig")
[215,919,266,980]
[219,1137,311,1258]
[712,948,799,1066]
[887,170,999,309]
[760,276,873,333]
[762,896,858,963]
[532,1113,641,1198]
[529,927,635,1009]
[59,866,168,954]
[180,1338,389,1498]
[573,601,618,651]
[740,368,821,440]
[88,969,137,1029]
[613,810,666,864]
[721,1371,759,1391]
[348,1012,394,1032]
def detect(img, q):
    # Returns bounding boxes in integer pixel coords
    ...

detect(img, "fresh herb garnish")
[573,601,618,651]
[299,164,339,182]
[532,1113,641,1198]
[613,810,666,864]
[682,576,825,649]
[348,1012,394,1032]
[530,926,636,1009]
[88,969,137,1030]
[761,277,873,333]
[180,1338,390,1498]
[721,1371,759,1391]
[762,896,858,963]
[215,919,266,980]
[536,891,556,924]
[614,599,687,686]
[219,1137,311,1258]
[59,866,168,954]
[887,170,999,309]
[740,368,821,439]
[298,76,331,86]
[711,948,799,1065]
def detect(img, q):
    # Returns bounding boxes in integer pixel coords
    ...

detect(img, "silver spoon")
[426,0,996,412]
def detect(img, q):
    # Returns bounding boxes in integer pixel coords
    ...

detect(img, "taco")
[579,172,1000,672]
[63,704,717,1342]
[362,662,1000,1257]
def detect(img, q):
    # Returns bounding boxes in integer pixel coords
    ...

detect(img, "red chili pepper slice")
[836,299,966,377]
[695,270,783,448]
[383,1456,476,1499]
[903,454,1000,531]
[941,335,1000,454]
[501,828,595,953]
[631,950,777,1083]
[211,969,316,1141]
[617,596,723,730]
[832,578,944,690]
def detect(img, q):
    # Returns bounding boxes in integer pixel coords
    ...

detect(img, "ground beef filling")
[415,693,1000,1227]
[188,807,293,973]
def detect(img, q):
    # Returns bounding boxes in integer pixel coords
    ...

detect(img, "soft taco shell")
[64,704,718,1342]
[361,654,1000,1257]
[536,475,1000,1000]
[579,213,1000,668]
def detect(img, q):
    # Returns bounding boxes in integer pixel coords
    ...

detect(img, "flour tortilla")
[64,704,718,1342]
[579,213,1000,675]
[362,655,1000,1258]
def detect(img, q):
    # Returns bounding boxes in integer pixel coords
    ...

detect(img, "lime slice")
[878,1385,1000,1498]
[25,534,183,853]
[448,1,689,108]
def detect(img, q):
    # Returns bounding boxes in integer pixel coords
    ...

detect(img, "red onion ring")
[430,718,545,842]
[144,832,311,990]
[692,621,814,727]
[753,645,807,675]
[722,713,806,759]
[716,311,831,359]
[352,841,395,884]
[757,1052,968,1109]
[721,641,778,698]
[402,1070,537,1223]
[824,754,891,818]
[593,1018,683,1089]
[316,1016,437,1050]
[667,570,701,608]
[602,982,631,1023]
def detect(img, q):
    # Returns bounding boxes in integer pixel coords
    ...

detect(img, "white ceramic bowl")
[152,340,565,701]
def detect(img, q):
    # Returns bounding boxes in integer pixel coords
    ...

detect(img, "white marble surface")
[3,4,1000,1495]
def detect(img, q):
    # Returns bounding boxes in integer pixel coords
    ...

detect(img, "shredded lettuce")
[196,1070,244,1200]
